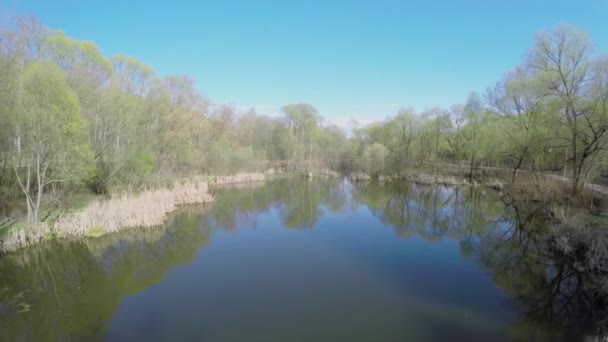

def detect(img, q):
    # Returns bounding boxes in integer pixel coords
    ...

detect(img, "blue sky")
[4,0,608,125]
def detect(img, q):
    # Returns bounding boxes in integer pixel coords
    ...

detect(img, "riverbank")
[347,166,607,224]
[0,173,267,253]
[349,165,606,202]
[347,170,506,191]
[214,172,266,185]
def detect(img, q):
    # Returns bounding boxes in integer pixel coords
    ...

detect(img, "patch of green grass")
[587,214,608,229]
[86,226,105,238]
[17,302,31,313]
[43,231,56,240]
[0,220,27,239]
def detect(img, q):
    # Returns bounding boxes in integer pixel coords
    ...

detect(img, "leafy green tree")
[392,109,419,169]
[528,24,608,194]
[359,143,387,177]
[13,62,93,222]
[442,104,467,165]
[488,66,547,184]
[282,103,320,171]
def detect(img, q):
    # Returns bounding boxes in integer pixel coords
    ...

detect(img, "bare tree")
[487,66,545,185]
[528,24,608,194]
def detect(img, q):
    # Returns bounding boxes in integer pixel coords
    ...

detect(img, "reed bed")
[349,172,372,182]
[0,179,213,253]
[307,169,340,178]
[410,173,461,186]
[214,172,265,185]
[214,181,266,190]
[409,173,504,190]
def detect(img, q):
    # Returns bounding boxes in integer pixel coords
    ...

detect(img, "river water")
[0,178,600,341]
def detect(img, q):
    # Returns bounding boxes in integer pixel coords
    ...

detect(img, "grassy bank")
[347,169,506,191]
[349,164,606,205]
[347,166,607,228]
[0,173,267,253]
[214,172,266,185]
[298,169,341,178]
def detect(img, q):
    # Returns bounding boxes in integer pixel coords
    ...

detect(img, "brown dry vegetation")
[214,173,265,185]
[0,172,270,253]
[0,178,214,253]
[348,166,507,190]
[302,169,341,178]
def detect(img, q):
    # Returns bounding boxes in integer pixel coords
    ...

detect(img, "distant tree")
[282,103,319,171]
[359,143,387,177]
[393,109,418,169]
[442,104,467,165]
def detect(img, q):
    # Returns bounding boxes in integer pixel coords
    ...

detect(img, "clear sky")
[4,0,608,125]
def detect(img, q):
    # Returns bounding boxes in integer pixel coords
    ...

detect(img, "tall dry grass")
[349,172,372,181]
[302,169,340,178]
[214,173,265,185]
[0,224,49,254]
[0,179,214,253]
[366,172,506,190]
[510,174,570,204]
[55,180,213,237]
[410,173,461,186]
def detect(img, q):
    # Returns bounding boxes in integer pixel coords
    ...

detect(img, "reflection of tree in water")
[353,182,503,245]
[206,178,347,231]
[0,209,212,341]
[0,176,352,342]
[323,179,350,213]
[355,182,607,338]
[277,180,323,229]
[479,201,608,339]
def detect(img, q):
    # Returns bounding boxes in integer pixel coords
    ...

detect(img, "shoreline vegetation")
[348,171,506,190]
[1,159,606,257]
[0,168,545,254]
[213,172,266,185]
[0,173,266,253]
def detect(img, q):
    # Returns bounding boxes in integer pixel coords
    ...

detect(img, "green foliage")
[43,30,112,79]
[359,143,388,177]
[86,226,104,237]
[126,149,156,178]
[17,62,94,180]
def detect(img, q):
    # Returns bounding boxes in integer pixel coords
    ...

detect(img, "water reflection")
[479,200,608,339]
[353,182,504,243]
[355,180,607,338]
[0,210,211,341]
[208,178,351,231]
[0,178,605,341]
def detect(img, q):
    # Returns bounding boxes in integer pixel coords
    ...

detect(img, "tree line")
[0,17,350,222]
[352,24,608,195]
[1,16,607,224]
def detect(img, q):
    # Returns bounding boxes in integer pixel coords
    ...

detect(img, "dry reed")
[0,179,214,253]
[214,173,265,185]
[349,172,371,181]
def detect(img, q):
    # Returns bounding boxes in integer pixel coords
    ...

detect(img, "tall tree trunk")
[468,150,476,180]
[13,162,35,223]
[15,126,21,157]
[570,110,579,195]
[34,152,44,223]
[291,129,299,171]
[511,147,528,186]
[308,131,313,172]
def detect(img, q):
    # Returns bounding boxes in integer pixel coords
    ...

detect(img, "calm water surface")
[0,178,599,341]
